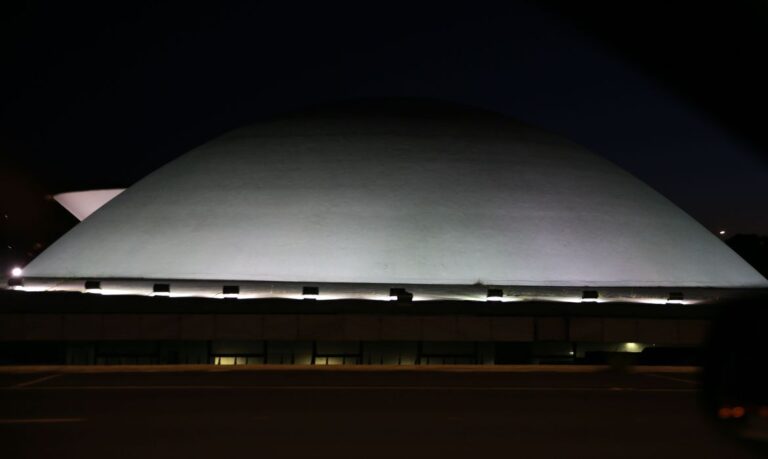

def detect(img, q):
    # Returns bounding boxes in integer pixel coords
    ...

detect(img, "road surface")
[0,366,760,458]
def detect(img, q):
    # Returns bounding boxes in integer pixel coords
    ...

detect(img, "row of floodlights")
[489,289,685,304]
[76,281,685,304]
[483,289,606,302]
[81,281,412,301]
[576,290,685,304]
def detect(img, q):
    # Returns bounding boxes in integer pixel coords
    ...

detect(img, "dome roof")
[23,100,767,288]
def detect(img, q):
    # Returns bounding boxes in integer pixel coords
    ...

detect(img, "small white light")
[719,230,726,235]
[152,283,171,297]
[486,289,503,302]
[302,286,319,300]
[667,292,684,304]
[581,291,599,303]
[388,288,412,302]
[84,280,102,294]
[10,267,23,277]
[222,286,240,299]
[624,342,642,352]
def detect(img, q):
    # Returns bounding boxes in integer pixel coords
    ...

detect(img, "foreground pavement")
[0,365,760,458]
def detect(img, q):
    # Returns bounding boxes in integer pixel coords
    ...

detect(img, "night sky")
[1,0,767,272]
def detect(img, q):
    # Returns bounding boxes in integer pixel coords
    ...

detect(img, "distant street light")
[10,267,23,277]
[719,230,726,235]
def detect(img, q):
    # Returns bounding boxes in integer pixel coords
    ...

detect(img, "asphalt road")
[0,366,760,458]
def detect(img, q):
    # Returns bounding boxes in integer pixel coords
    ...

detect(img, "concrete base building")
[3,100,766,365]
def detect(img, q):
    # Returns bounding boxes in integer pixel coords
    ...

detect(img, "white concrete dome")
[23,100,767,288]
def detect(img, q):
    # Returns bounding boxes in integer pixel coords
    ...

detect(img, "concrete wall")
[0,314,710,345]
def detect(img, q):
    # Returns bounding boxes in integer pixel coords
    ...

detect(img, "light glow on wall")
[13,286,47,292]
[222,285,240,299]
[302,286,320,300]
[84,281,102,294]
[3,277,721,307]
[486,289,503,302]
[99,288,140,296]
[581,291,599,303]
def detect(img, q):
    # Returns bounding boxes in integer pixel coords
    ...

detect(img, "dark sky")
[1,0,767,271]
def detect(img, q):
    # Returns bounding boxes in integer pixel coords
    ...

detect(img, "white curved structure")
[54,189,125,221]
[22,101,767,289]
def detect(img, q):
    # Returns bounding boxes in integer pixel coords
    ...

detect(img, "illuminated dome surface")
[23,101,767,288]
